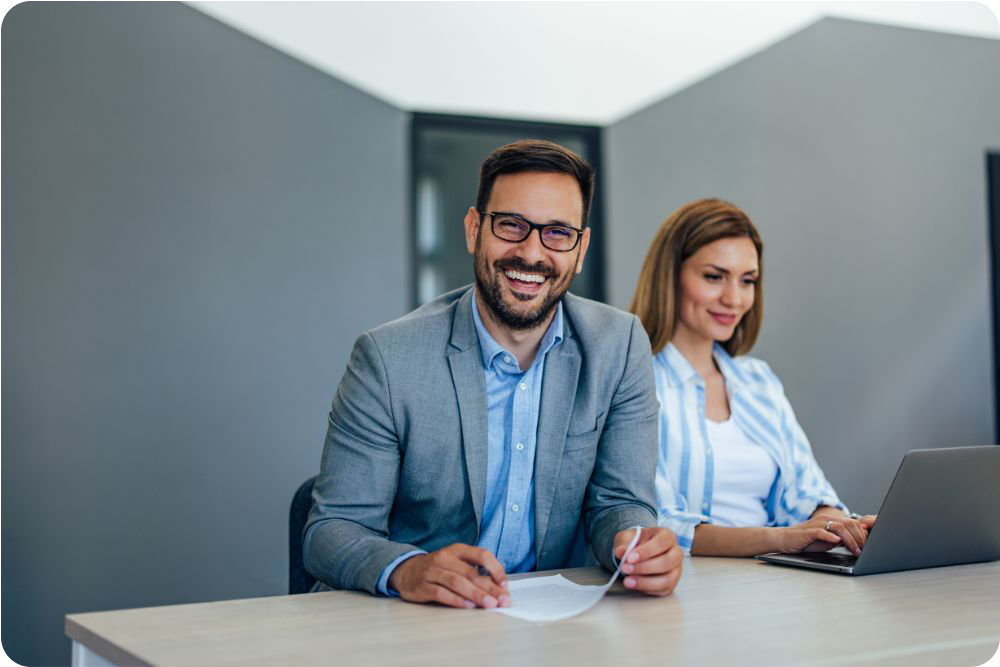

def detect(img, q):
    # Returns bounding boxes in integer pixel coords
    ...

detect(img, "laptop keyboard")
[799,552,859,566]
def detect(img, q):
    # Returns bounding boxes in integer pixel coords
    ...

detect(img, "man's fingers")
[629,529,676,562]
[425,583,476,609]
[455,546,507,587]
[396,545,511,609]
[446,564,508,603]
[623,545,683,576]
[440,553,505,597]
[439,549,508,605]
[428,568,500,609]
[615,527,676,562]
[624,563,682,597]
[475,575,511,606]
[613,528,640,559]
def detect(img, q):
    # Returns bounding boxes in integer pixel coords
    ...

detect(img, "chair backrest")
[289,475,318,594]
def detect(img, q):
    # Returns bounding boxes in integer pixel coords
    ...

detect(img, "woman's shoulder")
[719,350,785,393]
[729,353,773,377]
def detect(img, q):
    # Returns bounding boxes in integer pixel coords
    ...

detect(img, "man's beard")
[473,242,575,331]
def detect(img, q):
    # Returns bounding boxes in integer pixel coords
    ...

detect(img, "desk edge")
[66,615,153,667]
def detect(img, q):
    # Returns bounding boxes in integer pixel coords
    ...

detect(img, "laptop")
[756,445,1000,575]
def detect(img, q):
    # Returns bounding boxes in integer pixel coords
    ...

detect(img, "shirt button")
[511,504,520,512]
[504,355,511,364]
[702,503,710,511]
[516,442,525,451]
[519,382,527,390]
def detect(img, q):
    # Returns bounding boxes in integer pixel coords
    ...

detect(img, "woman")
[630,198,874,557]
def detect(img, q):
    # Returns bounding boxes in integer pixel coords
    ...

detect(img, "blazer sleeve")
[303,332,422,594]
[585,315,660,570]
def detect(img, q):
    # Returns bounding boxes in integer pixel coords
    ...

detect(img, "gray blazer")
[304,286,659,594]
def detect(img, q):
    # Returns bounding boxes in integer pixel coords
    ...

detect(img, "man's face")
[464,171,591,331]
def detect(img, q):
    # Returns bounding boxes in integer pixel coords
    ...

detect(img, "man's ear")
[464,207,480,255]
[575,227,591,274]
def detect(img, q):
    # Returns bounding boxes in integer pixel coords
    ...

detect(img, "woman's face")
[675,236,759,345]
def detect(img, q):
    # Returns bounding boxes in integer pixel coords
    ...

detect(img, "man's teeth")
[505,270,546,284]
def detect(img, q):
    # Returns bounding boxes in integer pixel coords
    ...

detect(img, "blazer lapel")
[447,290,488,532]
[533,336,581,560]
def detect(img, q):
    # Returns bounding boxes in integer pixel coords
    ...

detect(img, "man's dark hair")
[476,139,596,228]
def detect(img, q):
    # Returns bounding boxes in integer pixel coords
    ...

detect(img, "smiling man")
[304,140,682,608]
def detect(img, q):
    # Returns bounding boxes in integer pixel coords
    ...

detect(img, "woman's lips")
[710,312,738,326]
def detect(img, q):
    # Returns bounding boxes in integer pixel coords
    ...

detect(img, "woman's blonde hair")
[629,198,764,357]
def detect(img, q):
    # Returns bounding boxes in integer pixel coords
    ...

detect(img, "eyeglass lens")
[492,215,579,251]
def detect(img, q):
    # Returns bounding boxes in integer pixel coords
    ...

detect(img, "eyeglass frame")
[476,210,585,252]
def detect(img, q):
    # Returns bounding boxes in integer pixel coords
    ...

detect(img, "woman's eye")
[704,273,722,281]
[743,277,758,286]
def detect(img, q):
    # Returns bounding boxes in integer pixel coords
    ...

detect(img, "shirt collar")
[712,343,749,390]
[659,341,747,389]
[658,342,698,387]
[471,291,563,372]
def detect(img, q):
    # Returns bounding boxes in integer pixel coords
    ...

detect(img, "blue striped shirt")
[653,342,846,554]
[472,293,563,573]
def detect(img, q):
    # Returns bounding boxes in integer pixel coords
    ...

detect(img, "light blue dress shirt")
[653,342,847,554]
[375,293,563,595]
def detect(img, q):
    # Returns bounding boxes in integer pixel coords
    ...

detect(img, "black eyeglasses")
[477,211,583,252]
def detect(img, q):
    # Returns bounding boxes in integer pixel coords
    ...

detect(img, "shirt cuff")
[814,499,849,516]
[376,550,426,597]
[657,514,699,556]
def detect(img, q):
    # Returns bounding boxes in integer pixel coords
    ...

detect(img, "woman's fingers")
[828,522,861,555]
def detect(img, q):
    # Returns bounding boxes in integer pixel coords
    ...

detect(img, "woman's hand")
[776,515,872,556]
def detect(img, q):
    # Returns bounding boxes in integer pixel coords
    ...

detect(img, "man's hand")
[613,527,683,597]
[388,544,510,609]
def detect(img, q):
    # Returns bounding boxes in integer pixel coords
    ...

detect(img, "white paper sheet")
[492,527,642,623]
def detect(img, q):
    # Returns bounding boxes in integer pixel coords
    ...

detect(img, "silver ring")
[825,520,834,531]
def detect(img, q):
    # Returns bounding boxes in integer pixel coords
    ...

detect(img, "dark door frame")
[987,150,1000,441]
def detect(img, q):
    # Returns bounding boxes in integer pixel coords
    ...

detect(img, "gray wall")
[1,3,407,665]
[606,18,1000,513]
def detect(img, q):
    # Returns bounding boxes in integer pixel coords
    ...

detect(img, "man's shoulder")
[562,292,638,343]
[363,286,469,348]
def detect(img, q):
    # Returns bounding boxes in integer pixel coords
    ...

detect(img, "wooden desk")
[66,557,1000,666]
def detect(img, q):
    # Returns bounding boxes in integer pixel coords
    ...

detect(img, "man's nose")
[516,227,549,262]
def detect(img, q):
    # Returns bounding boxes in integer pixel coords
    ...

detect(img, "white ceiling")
[191,1,1000,125]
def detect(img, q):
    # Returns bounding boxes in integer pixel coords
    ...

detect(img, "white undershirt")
[706,417,778,527]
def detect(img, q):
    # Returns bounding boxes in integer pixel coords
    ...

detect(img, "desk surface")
[66,557,1000,667]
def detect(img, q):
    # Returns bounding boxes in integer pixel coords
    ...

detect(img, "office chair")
[288,475,318,594]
